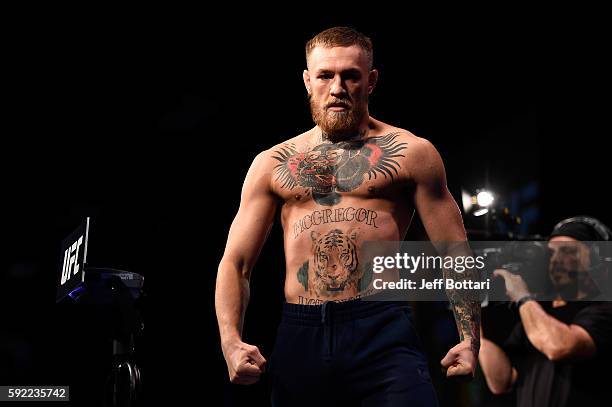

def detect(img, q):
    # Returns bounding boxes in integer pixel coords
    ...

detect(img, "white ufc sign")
[60,235,83,285]
[56,218,90,302]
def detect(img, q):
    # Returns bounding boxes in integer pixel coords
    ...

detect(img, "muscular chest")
[271,134,410,206]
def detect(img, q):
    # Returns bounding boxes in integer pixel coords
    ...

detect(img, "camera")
[474,240,552,302]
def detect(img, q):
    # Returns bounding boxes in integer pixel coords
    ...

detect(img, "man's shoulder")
[575,301,612,317]
[370,123,440,163]
[370,119,431,146]
[368,121,445,184]
[248,129,314,171]
[269,130,313,155]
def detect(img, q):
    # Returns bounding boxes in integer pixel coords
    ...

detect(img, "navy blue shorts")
[268,298,439,406]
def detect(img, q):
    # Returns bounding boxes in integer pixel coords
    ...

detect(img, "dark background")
[2,7,609,406]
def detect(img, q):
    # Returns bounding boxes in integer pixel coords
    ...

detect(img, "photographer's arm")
[494,269,596,361]
[478,328,518,394]
[518,301,595,361]
[215,152,277,384]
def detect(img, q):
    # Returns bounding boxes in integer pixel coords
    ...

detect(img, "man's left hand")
[441,338,477,378]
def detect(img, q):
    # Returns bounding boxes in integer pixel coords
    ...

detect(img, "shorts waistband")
[282,294,411,326]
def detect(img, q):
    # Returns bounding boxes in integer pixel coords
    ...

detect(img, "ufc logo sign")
[60,235,84,285]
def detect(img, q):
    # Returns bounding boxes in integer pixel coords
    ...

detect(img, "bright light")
[461,189,473,213]
[473,208,489,217]
[476,191,494,207]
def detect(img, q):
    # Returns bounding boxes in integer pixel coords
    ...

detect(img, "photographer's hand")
[493,269,531,302]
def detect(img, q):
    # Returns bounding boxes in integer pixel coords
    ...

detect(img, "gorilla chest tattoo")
[273,133,408,206]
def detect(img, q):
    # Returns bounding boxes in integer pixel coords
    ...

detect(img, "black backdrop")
[2,7,609,407]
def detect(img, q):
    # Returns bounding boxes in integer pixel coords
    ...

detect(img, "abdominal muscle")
[281,203,413,305]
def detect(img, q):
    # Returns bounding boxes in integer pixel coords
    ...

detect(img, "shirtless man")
[215,27,480,406]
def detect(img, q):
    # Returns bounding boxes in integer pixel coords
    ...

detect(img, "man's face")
[304,45,377,137]
[547,236,592,294]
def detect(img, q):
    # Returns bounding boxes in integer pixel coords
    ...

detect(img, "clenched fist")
[223,340,267,385]
[441,339,477,379]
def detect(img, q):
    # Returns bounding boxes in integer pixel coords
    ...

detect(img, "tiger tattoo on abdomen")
[306,229,362,297]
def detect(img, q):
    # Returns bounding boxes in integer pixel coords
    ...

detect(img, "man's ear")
[368,69,379,94]
[303,69,311,94]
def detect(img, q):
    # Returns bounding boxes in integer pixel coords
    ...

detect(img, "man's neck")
[552,289,594,308]
[317,117,373,144]
[320,128,368,144]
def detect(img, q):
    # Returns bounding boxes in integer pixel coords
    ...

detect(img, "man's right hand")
[222,340,267,385]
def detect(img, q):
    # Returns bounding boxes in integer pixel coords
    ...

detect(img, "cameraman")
[479,216,612,407]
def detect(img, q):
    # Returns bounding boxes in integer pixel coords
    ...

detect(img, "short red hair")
[305,27,373,70]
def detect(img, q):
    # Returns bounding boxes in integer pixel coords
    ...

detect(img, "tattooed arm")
[410,137,480,378]
[215,151,277,384]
